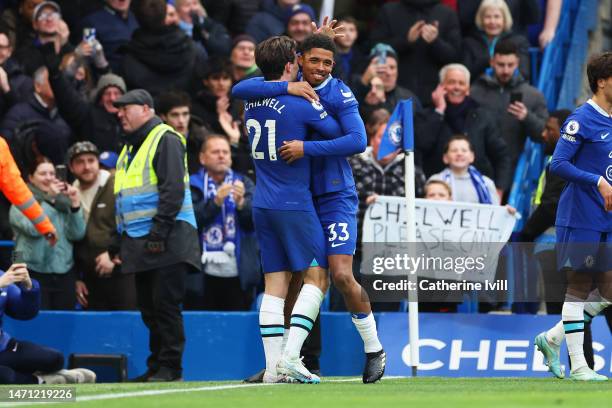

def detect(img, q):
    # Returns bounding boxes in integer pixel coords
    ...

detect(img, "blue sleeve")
[231,77,288,100]
[5,279,40,320]
[303,103,367,157]
[550,133,600,186]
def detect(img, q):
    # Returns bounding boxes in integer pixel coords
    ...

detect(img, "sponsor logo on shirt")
[561,133,577,143]
[565,120,580,135]
[340,89,353,98]
[311,100,324,111]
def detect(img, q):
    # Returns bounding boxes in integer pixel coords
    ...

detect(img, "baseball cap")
[67,141,99,163]
[112,89,154,109]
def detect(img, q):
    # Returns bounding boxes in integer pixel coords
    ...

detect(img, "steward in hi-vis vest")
[109,89,200,382]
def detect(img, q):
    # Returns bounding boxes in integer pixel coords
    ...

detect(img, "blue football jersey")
[551,100,612,232]
[309,76,366,196]
[243,94,343,211]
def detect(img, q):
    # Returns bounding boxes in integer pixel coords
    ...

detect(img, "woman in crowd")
[9,158,85,310]
[462,0,530,80]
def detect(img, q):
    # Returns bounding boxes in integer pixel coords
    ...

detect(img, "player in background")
[534,52,612,381]
[243,36,349,384]
[233,29,386,383]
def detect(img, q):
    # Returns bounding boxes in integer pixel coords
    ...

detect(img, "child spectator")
[429,135,500,205]
[424,179,452,201]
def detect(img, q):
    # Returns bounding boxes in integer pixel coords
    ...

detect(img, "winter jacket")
[73,171,117,281]
[245,0,287,44]
[415,101,513,190]
[0,58,33,117]
[462,31,531,81]
[0,137,55,237]
[10,184,86,274]
[0,94,74,164]
[119,26,207,96]
[80,5,139,73]
[48,70,123,153]
[13,39,73,76]
[370,0,462,106]
[470,72,548,168]
[354,82,423,119]
[350,147,426,250]
[190,168,260,291]
[0,273,40,352]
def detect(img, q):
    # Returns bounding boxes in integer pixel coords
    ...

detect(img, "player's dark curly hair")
[298,34,337,57]
[255,36,297,81]
[587,52,612,94]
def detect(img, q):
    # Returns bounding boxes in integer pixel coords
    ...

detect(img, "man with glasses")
[13,1,73,75]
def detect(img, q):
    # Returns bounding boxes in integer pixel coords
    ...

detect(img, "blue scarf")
[441,166,493,204]
[201,170,239,263]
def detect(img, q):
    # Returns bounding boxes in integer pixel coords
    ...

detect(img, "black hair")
[156,90,192,115]
[549,109,572,128]
[493,39,519,57]
[199,57,233,81]
[587,52,612,94]
[298,34,337,57]
[133,0,166,31]
[255,36,297,81]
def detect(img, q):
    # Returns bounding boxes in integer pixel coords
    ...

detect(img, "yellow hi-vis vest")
[114,123,196,237]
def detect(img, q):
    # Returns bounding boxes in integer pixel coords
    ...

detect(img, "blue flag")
[377,99,414,160]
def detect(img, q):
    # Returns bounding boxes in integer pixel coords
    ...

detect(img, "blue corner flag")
[377,99,414,160]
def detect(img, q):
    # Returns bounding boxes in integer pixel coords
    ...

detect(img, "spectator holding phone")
[471,40,548,177]
[355,44,422,120]
[9,157,85,310]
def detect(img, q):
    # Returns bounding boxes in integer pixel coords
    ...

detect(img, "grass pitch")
[3,377,610,408]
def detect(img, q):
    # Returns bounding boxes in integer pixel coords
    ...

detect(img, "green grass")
[2,377,611,408]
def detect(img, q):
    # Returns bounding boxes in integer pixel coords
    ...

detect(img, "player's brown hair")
[587,52,612,94]
[255,36,297,81]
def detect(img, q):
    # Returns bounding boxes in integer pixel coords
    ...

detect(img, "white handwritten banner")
[361,197,517,282]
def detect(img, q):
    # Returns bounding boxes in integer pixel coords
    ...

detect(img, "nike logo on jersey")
[340,89,352,98]
[331,242,346,248]
[601,132,610,140]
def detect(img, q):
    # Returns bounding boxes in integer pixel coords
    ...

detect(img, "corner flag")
[377,99,414,160]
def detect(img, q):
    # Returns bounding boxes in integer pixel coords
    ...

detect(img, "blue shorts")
[556,227,612,272]
[314,187,358,256]
[253,208,328,273]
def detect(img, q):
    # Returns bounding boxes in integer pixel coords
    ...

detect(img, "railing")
[506,0,600,313]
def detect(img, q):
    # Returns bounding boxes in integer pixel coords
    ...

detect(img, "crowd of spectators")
[0,0,560,312]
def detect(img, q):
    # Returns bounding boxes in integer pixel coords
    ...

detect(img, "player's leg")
[253,208,294,383]
[260,271,292,382]
[276,211,328,383]
[318,189,385,383]
[278,265,327,383]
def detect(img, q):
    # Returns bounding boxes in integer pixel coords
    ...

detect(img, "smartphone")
[510,92,523,104]
[377,49,387,65]
[55,164,67,182]
[11,250,24,264]
[83,27,96,43]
